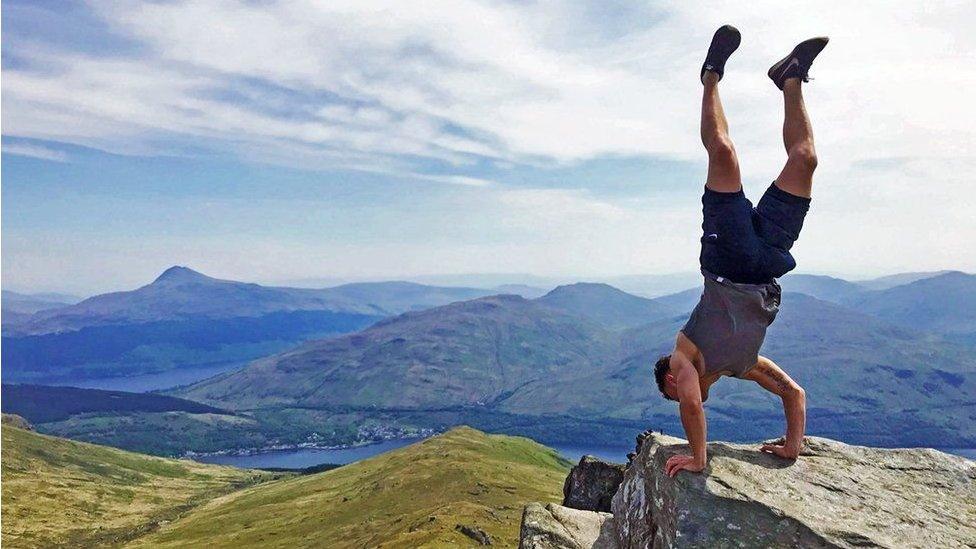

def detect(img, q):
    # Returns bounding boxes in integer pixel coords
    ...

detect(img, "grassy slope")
[1,423,279,548]
[130,426,570,548]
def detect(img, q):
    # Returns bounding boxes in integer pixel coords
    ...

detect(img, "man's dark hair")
[654,354,676,401]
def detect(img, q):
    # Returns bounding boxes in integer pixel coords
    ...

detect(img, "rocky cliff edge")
[521,433,976,548]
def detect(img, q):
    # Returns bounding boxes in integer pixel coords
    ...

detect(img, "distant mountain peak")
[543,282,620,297]
[537,282,674,329]
[934,270,971,281]
[152,266,213,284]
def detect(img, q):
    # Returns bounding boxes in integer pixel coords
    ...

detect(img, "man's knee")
[707,136,738,167]
[788,142,818,172]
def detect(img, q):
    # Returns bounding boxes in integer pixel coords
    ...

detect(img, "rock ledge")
[521,433,976,548]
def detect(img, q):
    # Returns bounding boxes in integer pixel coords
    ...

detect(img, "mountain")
[179,294,619,411]
[2,267,503,387]
[127,427,568,548]
[1,290,77,315]
[1,290,77,329]
[177,289,976,449]
[317,280,490,314]
[856,270,953,291]
[8,266,499,336]
[0,419,276,548]
[777,273,866,303]
[845,271,976,342]
[2,309,381,387]
[495,283,551,298]
[9,266,373,336]
[536,283,679,329]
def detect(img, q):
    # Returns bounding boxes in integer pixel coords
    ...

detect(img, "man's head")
[654,354,678,401]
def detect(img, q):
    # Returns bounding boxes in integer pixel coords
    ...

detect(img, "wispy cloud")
[2,142,68,162]
[2,0,975,291]
[5,1,975,174]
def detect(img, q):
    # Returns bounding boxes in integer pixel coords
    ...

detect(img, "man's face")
[664,372,679,401]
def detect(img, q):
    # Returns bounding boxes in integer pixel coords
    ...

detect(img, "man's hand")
[760,440,800,460]
[665,454,706,477]
[743,358,807,462]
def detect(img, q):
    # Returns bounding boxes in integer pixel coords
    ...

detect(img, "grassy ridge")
[130,426,570,548]
[1,384,229,424]
[0,420,279,548]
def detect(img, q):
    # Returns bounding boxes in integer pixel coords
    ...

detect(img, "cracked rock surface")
[563,456,626,513]
[519,502,615,548]
[611,433,976,548]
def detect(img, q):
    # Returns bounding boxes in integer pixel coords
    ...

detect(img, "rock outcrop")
[456,523,493,545]
[1,413,33,431]
[521,433,976,549]
[519,502,615,549]
[563,456,626,512]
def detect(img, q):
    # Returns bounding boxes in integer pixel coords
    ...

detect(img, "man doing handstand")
[654,25,828,477]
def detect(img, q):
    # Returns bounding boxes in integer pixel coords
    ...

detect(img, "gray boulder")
[611,432,976,548]
[563,456,626,512]
[1,413,33,431]
[519,502,616,549]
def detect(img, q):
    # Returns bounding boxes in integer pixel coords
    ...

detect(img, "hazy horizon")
[2,263,966,298]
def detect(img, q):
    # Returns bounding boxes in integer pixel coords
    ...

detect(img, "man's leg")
[768,36,829,199]
[773,78,817,198]
[702,72,741,193]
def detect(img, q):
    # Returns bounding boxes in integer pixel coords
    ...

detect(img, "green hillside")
[129,426,569,548]
[0,418,277,548]
[178,294,619,411]
[174,289,976,448]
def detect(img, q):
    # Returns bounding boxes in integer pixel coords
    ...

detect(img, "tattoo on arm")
[759,361,793,394]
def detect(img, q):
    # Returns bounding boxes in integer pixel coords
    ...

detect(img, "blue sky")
[3,1,974,295]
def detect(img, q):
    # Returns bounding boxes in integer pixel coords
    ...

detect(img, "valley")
[4,269,976,459]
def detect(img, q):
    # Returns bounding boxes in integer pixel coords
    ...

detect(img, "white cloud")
[5,1,975,170]
[2,0,975,286]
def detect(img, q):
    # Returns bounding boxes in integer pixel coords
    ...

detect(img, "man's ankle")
[702,71,720,86]
[782,77,802,91]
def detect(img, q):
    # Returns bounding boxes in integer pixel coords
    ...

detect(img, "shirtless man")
[653,26,828,477]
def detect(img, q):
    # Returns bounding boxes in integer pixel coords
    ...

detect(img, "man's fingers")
[666,456,684,477]
[669,460,682,476]
[667,456,682,473]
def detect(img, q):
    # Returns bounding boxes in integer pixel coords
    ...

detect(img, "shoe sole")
[703,25,741,80]
[711,25,742,58]
[768,37,829,85]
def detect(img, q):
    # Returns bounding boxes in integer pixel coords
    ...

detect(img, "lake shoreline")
[189,435,976,471]
[184,432,435,459]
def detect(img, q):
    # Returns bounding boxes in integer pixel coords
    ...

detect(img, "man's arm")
[742,356,806,458]
[665,352,707,476]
